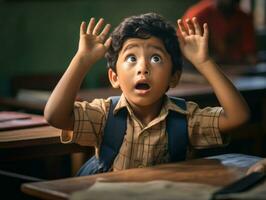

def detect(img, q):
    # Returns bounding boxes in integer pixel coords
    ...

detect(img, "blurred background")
[0,0,265,97]
[0,0,197,97]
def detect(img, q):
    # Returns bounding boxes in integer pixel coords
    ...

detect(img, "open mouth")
[135,83,151,90]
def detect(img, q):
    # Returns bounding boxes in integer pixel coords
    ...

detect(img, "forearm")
[197,59,250,132]
[44,53,93,130]
[44,18,111,130]
[177,18,250,131]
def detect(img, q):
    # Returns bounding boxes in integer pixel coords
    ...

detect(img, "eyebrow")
[150,45,168,55]
[121,44,139,54]
[121,43,168,56]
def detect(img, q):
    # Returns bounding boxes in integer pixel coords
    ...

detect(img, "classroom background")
[0,0,265,97]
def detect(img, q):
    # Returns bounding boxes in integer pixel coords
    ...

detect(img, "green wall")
[0,0,196,96]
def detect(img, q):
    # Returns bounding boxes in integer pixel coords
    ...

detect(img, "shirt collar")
[112,93,131,115]
[164,96,189,115]
[112,94,188,115]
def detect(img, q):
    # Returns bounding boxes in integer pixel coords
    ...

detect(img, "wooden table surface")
[0,125,90,161]
[21,154,261,200]
[0,126,61,148]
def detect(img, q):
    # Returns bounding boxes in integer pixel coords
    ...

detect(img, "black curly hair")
[105,13,182,75]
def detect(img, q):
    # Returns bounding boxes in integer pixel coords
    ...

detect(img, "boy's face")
[109,36,179,107]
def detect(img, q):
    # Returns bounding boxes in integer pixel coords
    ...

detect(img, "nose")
[137,58,150,76]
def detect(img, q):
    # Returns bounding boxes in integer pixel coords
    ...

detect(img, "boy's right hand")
[77,18,112,65]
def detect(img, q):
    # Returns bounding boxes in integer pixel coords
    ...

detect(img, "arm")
[177,17,250,132]
[44,18,112,130]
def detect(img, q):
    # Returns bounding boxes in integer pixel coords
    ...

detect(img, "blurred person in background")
[182,0,257,65]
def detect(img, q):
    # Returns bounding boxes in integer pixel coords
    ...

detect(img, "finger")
[87,18,95,34]
[177,19,188,37]
[177,36,185,49]
[92,18,105,35]
[192,17,202,36]
[104,37,112,49]
[186,18,195,35]
[80,21,86,36]
[203,23,209,40]
[99,24,111,41]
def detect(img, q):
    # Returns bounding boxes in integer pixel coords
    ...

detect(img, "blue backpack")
[76,96,188,176]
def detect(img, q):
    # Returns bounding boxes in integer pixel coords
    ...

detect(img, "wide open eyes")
[150,55,162,64]
[125,54,162,64]
[126,55,137,63]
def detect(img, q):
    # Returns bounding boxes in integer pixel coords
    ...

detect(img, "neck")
[128,97,164,126]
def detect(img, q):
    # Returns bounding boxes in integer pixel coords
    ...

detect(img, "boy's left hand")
[177,17,210,69]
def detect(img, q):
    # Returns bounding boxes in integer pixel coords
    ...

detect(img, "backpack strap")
[99,96,128,168]
[76,96,127,176]
[166,96,188,162]
[76,96,187,176]
[101,96,188,165]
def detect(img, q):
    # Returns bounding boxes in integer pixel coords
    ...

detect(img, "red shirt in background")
[182,0,256,64]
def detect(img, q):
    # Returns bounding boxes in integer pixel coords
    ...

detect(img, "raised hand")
[78,18,112,64]
[177,17,210,69]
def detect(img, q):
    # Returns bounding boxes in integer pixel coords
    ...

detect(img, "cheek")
[154,65,172,79]
[117,63,135,77]
[116,67,133,84]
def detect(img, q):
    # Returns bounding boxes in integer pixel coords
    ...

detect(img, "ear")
[169,72,181,88]
[108,68,120,88]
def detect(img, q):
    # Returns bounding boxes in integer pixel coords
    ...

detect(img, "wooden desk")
[0,126,90,162]
[168,76,266,99]
[0,126,60,148]
[21,154,261,200]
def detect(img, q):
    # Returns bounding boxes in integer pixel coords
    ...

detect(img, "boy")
[44,13,249,175]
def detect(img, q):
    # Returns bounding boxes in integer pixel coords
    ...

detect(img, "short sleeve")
[186,101,227,148]
[61,98,110,147]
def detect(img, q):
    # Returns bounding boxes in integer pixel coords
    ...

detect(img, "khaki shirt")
[62,94,225,171]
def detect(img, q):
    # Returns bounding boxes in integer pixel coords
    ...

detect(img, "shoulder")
[74,98,111,117]
[166,96,188,114]
[185,101,223,119]
[235,8,253,18]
